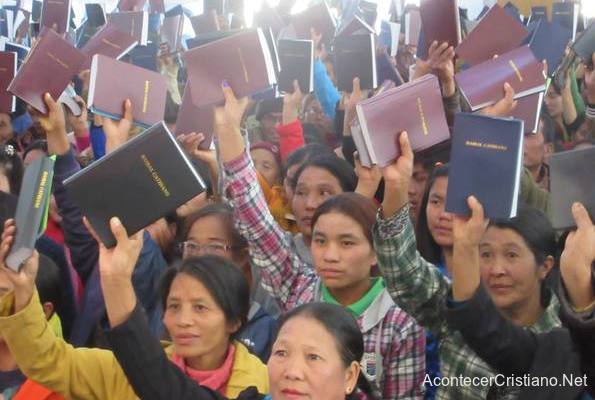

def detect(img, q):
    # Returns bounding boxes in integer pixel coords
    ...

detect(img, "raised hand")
[480,82,517,117]
[66,95,89,137]
[213,82,250,163]
[343,77,369,136]
[103,99,133,154]
[0,220,39,312]
[38,93,69,155]
[354,153,382,198]
[282,80,303,125]
[560,203,595,310]
[380,132,414,218]
[427,41,456,97]
[452,196,489,248]
[177,132,216,165]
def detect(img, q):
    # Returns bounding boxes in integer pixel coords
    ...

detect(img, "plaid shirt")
[223,150,426,399]
[373,205,561,400]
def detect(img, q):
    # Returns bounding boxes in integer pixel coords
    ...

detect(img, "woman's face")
[292,167,343,237]
[311,211,376,291]
[284,163,301,205]
[425,176,454,248]
[268,315,359,400]
[251,148,281,187]
[303,98,334,133]
[185,216,234,261]
[479,227,551,313]
[544,86,563,118]
[163,273,238,369]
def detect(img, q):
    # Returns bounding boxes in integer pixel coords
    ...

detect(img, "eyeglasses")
[179,241,231,258]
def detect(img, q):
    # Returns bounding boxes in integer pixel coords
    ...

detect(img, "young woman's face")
[408,162,430,223]
[163,273,238,367]
[185,216,234,262]
[425,176,454,248]
[479,227,550,313]
[544,86,563,117]
[251,148,281,187]
[268,315,359,400]
[311,211,376,291]
[284,163,301,205]
[292,167,343,236]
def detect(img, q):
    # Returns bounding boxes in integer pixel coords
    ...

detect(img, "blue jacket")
[313,59,341,121]
[237,303,278,363]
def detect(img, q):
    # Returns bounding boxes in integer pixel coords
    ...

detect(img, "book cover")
[160,13,184,51]
[334,33,377,92]
[376,48,404,88]
[0,51,17,113]
[354,74,449,167]
[85,3,106,27]
[277,39,313,94]
[128,41,158,71]
[118,0,145,12]
[336,13,375,37]
[6,156,54,271]
[526,19,571,76]
[109,11,148,46]
[253,5,285,37]
[455,45,546,111]
[185,29,240,49]
[419,0,460,56]
[4,41,29,67]
[148,0,165,14]
[262,27,280,78]
[572,20,595,66]
[509,91,543,134]
[446,113,523,219]
[40,0,71,34]
[32,0,42,22]
[8,28,86,113]
[63,122,206,248]
[404,8,421,46]
[182,28,277,108]
[456,4,528,66]
[528,6,547,24]
[190,10,220,35]
[497,0,553,20]
[87,54,167,128]
[175,80,214,149]
[549,146,595,230]
[552,2,579,40]
[379,20,400,57]
[81,22,138,69]
[291,1,336,40]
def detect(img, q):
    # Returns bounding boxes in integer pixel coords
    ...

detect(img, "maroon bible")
[190,10,220,36]
[354,74,450,167]
[291,1,336,39]
[0,52,17,113]
[160,13,184,51]
[455,46,546,111]
[509,92,543,134]
[109,11,148,46]
[456,4,528,66]
[182,28,277,108]
[40,0,71,34]
[8,28,86,113]
[87,54,167,128]
[175,80,215,150]
[81,22,138,69]
[419,0,461,54]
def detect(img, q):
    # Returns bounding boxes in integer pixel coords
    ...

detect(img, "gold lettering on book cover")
[417,97,429,135]
[237,48,249,83]
[34,171,49,209]
[465,140,508,151]
[101,38,122,49]
[142,80,149,113]
[508,60,523,82]
[46,52,69,69]
[141,154,171,197]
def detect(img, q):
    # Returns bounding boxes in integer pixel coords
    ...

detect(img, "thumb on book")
[572,202,592,230]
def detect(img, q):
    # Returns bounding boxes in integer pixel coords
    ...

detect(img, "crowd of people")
[0,0,593,399]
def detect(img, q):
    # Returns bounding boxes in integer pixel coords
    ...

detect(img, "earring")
[346,387,352,394]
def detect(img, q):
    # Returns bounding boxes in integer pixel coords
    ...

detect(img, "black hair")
[159,255,250,339]
[292,155,357,193]
[0,191,17,236]
[539,113,556,144]
[279,303,378,400]
[284,143,334,177]
[164,92,180,125]
[0,144,24,195]
[488,205,557,266]
[23,139,48,161]
[36,253,62,315]
[416,164,449,264]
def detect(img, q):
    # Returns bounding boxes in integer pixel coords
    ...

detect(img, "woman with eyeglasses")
[178,203,279,362]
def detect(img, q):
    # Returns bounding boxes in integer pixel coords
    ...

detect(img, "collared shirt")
[223,150,426,400]
[373,205,561,400]
[322,278,385,319]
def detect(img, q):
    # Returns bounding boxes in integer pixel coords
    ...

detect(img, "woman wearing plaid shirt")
[217,84,426,399]
[373,132,562,400]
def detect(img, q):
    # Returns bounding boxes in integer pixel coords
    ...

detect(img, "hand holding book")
[66,95,89,138]
[413,41,456,97]
[282,80,303,125]
[354,154,382,199]
[36,93,69,156]
[479,83,518,118]
[214,81,250,163]
[560,203,595,310]
[103,99,133,154]
[0,219,39,313]
[343,77,369,137]
[379,131,414,218]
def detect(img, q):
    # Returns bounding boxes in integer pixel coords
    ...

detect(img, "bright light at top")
[583,0,595,19]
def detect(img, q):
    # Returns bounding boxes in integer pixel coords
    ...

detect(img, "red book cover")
[420,0,460,53]
[118,0,145,12]
[175,80,214,149]
[509,92,543,134]
[0,52,17,113]
[109,11,148,46]
[8,28,86,113]
[291,1,336,39]
[160,14,184,51]
[40,0,71,34]
[87,54,167,128]
[182,28,277,108]
[190,10,220,35]
[456,4,528,66]
[355,74,450,167]
[81,22,138,69]
[455,46,546,111]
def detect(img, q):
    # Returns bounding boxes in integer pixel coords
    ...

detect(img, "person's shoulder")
[229,342,269,395]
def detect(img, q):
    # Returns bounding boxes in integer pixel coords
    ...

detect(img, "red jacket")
[14,379,64,400]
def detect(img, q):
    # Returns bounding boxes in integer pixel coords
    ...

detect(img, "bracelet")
[572,297,595,313]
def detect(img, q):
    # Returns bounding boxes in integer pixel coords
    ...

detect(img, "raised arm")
[373,133,451,336]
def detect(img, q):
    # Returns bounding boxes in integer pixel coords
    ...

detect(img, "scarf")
[171,344,236,394]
